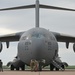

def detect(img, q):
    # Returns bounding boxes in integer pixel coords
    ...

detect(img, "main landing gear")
[10,64,25,71]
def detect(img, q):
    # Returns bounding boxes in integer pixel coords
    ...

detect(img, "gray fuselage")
[18,28,58,65]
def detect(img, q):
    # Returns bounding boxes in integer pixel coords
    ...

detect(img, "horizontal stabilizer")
[40,4,75,11]
[0,5,35,11]
[0,4,75,12]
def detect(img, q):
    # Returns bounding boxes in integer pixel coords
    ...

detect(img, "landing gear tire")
[39,62,42,71]
[21,65,25,71]
[50,64,54,71]
[55,68,59,71]
[16,67,19,70]
[11,65,14,70]
[39,65,42,71]
[61,65,65,70]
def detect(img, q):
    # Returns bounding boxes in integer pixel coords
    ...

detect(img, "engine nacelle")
[7,57,25,68]
[0,42,3,53]
[73,43,75,52]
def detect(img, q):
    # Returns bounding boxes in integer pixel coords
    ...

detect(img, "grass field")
[66,66,75,69]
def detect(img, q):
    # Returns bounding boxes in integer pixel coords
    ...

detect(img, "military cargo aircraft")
[0,0,75,71]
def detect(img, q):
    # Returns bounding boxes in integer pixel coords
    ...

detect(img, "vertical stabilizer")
[35,0,39,27]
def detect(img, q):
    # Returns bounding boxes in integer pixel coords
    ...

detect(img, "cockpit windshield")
[31,33,45,38]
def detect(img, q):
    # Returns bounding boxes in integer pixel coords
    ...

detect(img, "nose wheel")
[38,62,42,71]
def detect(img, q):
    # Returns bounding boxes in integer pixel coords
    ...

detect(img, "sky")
[0,0,75,65]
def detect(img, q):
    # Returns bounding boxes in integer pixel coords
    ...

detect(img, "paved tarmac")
[0,70,75,75]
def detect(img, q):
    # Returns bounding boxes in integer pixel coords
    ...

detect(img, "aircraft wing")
[52,32,75,51]
[53,32,75,43]
[0,31,24,42]
[0,31,24,52]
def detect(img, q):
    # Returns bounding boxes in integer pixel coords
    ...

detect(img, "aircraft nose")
[30,38,45,60]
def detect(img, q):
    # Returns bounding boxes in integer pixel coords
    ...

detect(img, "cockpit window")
[31,33,45,38]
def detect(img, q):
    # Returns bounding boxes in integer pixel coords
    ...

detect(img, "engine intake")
[0,42,3,53]
[73,43,75,52]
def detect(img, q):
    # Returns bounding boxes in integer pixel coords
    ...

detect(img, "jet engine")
[7,57,25,70]
[0,42,2,53]
[73,43,75,52]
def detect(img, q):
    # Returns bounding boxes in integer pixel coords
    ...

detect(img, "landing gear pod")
[0,42,2,53]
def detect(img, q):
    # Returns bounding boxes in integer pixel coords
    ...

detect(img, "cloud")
[0,0,35,8]
[58,43,75,65]
[0,27,17,35]
[0,42,18,65]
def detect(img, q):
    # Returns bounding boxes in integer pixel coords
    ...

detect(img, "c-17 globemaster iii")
[0,0,75,71]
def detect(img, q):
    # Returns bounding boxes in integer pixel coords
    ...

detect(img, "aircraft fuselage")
[18,28,58,65]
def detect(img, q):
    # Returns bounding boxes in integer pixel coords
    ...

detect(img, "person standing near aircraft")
[30,59,39,71]
[30,59,35,71]
[0,59,3,72]
[34,60,39,71]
